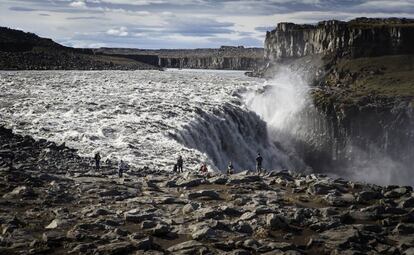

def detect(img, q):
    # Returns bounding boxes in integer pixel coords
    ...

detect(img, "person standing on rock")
[227,161,234,175]
[94,152,101,170]
[199,163,208,173]
[256,152,263,174]
[118,160,127,178]
[177,155,183,173]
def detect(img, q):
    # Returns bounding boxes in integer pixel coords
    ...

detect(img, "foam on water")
[1,69,301,172]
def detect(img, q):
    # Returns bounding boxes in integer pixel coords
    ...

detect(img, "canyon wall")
[263,18,414,184]
[265,17,414,61]
[96,47,264,70]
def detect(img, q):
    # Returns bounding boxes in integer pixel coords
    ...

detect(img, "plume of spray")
[243,64,414,186]
[243,66,314,167]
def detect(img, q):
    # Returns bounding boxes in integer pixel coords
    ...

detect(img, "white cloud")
[98,0,166,5]
[106,26,129,36]
[69,0,87,8]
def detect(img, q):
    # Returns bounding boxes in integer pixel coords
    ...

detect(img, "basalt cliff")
[95,47,264,70]
[262,18,414,185]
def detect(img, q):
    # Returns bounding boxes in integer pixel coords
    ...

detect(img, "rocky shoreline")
[1,126,414,254]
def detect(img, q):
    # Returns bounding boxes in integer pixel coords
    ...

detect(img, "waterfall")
[170,102,306,172]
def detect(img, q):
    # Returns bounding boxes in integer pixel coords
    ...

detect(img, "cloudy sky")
[1,0,414,49]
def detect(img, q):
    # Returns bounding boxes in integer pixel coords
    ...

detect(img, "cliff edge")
[262,18,414,183]
[265,17,414,61]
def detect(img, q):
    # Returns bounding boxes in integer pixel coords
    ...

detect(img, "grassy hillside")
[313,54,414,108]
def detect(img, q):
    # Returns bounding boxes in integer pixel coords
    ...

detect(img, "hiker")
[199,163,208,173]
[105,158,112,167]
[118,160,128,178]
[176,155,183,173]
[172,163,178,173]
[256,152,263,174]
[227,161,234,175]
[94,152,101,170]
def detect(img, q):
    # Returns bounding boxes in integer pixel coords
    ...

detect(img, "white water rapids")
[0,69,306,172]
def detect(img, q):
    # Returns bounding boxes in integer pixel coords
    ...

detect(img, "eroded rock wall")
[265,18,414,61]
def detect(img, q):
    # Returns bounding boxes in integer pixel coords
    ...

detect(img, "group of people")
[172,152,264,175]
[94,152,128,178]
[92,151,264,177]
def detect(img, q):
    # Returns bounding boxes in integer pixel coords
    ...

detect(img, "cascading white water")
[243,66,315,160]
[170,102,306,171]
[244,67,310,132]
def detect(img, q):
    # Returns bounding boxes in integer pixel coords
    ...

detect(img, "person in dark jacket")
[118,160,127,178]
[177,155,183,173]
[256,153,263,174]
[94,152,101,170]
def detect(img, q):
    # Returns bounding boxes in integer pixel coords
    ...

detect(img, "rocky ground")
[1,126,414,255]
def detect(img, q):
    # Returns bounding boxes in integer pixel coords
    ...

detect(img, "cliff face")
[263,18,414,183]
[158,56,261,70]
[265,18,414,61]
[96,47,264,70]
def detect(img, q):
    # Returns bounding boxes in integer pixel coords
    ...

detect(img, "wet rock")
[42,231,65,245]
[242,239,260,250]
[384,187,410,198]
[87,208,114,217]
[393,223,414,235]
[209,176,228,185]
[167,240,207,253]
[95,242,136,255]
[266,214,288,230]
[221,206,243,217]
[239,211,256,221]
[141,220,156,229]
[3,186,35,199]
[357,190,381,202]
[151,223,171,236]
[176,178,204,188]
[69,243,97,254]
[319,226,359,250]
[399,197,414,208]
[136,236,160,251]
[182,202,200,214]
[187,190,221,200]
[195,207,223,220]
[192,227,216,240]
[124,210,155,223]
[308,181,335,195]
[233,222,253,234]
[227,173,261,184]
[45,219,69,229]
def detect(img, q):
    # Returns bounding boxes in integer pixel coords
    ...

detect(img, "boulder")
[187,190,221,200]
[182,202,200,214]
[167,240,206,252]
[209,176,228,185]
[266,214,288,230]
[393,223,414,235]
[95,242,136,255]
[192,227,216,240]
